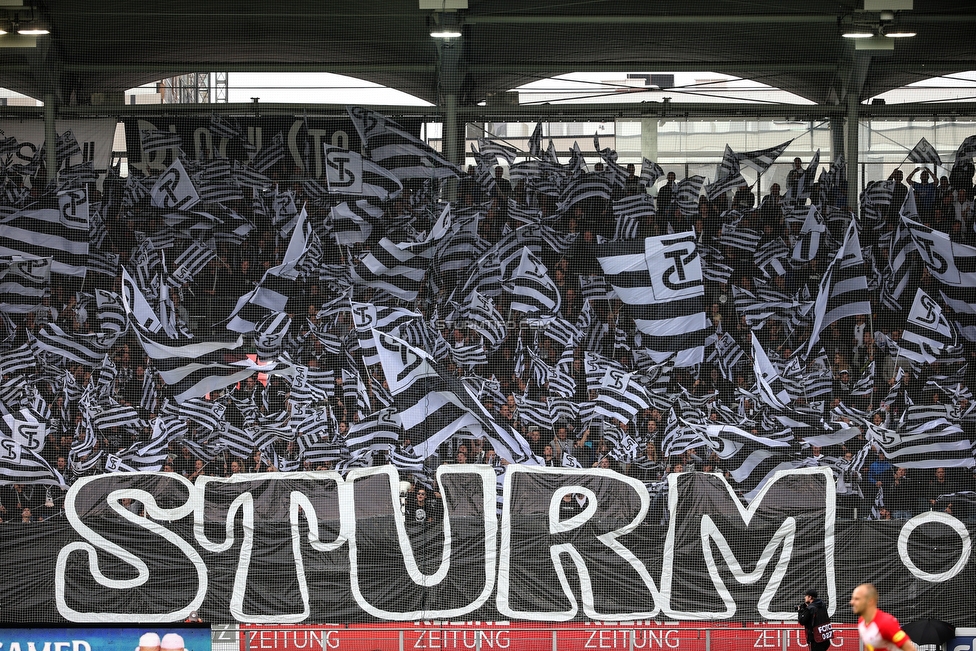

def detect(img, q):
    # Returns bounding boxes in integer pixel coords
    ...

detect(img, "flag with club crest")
[900,287,958,365]
[596,232,708,366]
[907,137,943,166]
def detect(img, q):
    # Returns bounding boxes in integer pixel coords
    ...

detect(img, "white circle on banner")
[897,511,971,582]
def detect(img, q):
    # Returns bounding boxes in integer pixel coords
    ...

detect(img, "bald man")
[136,632,160,651]
[850,583,917,651]
[160,634,185,651]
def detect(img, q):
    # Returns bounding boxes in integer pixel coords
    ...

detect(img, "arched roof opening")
[510,72,816,106]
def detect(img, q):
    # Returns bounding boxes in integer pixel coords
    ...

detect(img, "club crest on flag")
[150,158,200,211]
[324,146,364,194]
[907,289,947,332]
[644,232,703,301]
[57,188,89,229]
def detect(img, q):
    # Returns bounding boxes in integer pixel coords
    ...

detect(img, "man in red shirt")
[850,583,917,651]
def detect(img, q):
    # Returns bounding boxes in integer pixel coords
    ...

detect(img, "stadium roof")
[2,0,976,109]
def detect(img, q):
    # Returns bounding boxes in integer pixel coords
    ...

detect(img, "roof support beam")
[463,13,974,25]
[466,63,836,74]
[61,63,437,74]
[1,100,970,123]
[465,14,838,25]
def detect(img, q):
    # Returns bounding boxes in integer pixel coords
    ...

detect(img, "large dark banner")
[2,467,973,625]
[122,116,422,178]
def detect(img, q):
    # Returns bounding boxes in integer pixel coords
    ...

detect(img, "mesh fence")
[0,2,973,640]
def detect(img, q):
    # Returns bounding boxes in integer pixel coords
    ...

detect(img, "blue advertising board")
[0,628,211,651]
[950,629,976,651]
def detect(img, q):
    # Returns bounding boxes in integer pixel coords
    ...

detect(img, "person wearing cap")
[798,589,832,651]
[136,632,161,651]
[160,633,185,651]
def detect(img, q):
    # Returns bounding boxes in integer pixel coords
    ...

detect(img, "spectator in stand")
[733,183,755,212]
[907,167,937,222]
[541,444,559,466]
[623,163,642,197]
[656,171,677,215]
[885,169,908,227]
[787,158,804,205]
[953,188,974,230]
[926,467,959,514]
[885,467,918,520]
[950,156,975,199]
[865,451,893,512]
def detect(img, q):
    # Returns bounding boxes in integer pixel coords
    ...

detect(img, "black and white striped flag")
[791,205,826,262]
[0,257,49,313]
[351,302,424,366]
[673,175,706,215]
[528,123,543,158]
[735,139,793,173]
[596,232,708,367]
[752,336,790,410]
[900,287,958,365]
[346,407,400,455]
[717,225,762,252]
[35,323,112,367]
[328,200,381,245]
[350,236,433,302]
[806,221,872,356]
[0,203,89,278]
[139,129,183,154]
[478,137,520,165]
[462,291,507,349]
[640,159,664,187]
[347,106,460,181]
[150,158,200,211]
[754,238,790,277]
[323,146,380,197]
[0,444,66,487]
[503,247,561,315]
[252,132,287,173]
[612,194,654,240]
[557,174,611,212]
[594,368,650,424]
[907,137,943,166]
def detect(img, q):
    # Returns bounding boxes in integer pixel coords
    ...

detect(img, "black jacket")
[798,598,832,651]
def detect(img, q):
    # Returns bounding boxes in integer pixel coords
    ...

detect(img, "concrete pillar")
[441,93,461,201]
[44,93,57,187]
[443,92,463,167]
[641,118,659,195]
[846,94,860,210]
[640,118,659,163]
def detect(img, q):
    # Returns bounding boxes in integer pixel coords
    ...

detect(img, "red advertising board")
[239,621,860,651]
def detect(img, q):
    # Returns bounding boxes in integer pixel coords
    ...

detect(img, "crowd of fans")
[2,134,976,526]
